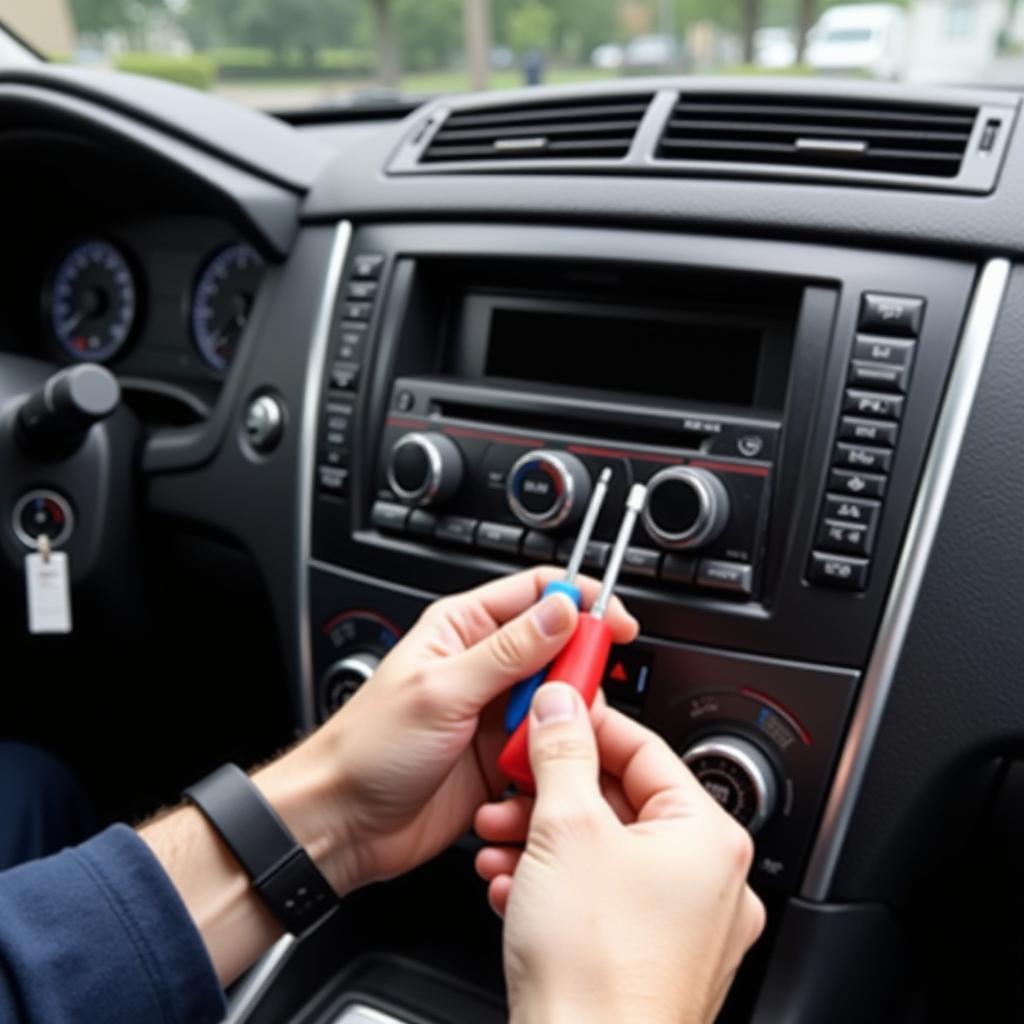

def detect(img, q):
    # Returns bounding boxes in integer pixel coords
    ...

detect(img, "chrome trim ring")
[684,735,777,836]
[12,490,74,549]
[386,432,443,506]
[507,450,577,529]
[800,258,1011,901]
[642,466,726,550]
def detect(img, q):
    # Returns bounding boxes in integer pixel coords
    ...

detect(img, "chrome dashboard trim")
[800,257,1011,901]
[222,935,295,1024]
[297,220,352,732]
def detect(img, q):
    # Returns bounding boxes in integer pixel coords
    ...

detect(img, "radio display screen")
[484,306,763,407]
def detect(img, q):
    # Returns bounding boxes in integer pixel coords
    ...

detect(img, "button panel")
[809,291,924,591]
[316,252,386,497]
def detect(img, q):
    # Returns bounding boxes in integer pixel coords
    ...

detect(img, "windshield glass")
[4,1,1022,111]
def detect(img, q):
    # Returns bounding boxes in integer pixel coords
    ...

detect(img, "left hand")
[259,567,638,896]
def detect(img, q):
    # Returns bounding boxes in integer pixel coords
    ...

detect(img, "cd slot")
[434,398,711,451]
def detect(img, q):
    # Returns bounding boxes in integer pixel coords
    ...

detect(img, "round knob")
[16,364,120,459]
[319,651,381,718]
[683,735,777,834]
[507,450,592,530]
[386,432,464,507]
[642,466,729,550]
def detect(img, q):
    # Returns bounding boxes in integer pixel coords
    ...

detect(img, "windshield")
[3,0,1022,111]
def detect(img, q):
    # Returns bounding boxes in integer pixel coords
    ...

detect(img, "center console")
[289,220,978,1022]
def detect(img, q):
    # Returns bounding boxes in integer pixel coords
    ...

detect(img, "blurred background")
[0,0,1022,110]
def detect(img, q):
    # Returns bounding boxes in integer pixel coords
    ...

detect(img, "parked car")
[754,26,797,69]
[623,33,680,70]
[806,2,907,79]
[590,41,624,70]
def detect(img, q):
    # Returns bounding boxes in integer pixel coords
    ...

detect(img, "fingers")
[428,566,639,649]
[487,874,513,917]
[528,684,609,832]
[444,591,579,711]
[475,844,522,881]
[594,706,713,822]
[475,793,533,843]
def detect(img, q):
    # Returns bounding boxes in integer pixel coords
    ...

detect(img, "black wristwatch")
[184,763,339,936]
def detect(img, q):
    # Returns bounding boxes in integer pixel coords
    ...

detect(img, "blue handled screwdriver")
[504,466,613,733]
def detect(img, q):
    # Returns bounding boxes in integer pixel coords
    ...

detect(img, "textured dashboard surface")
[832,266,1024,901]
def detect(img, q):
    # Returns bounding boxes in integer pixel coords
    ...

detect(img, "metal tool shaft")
[564,466,612,583]
[592,482,647,619]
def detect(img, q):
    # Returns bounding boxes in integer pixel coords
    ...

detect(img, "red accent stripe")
[690,459,770,478]
[740,688,813,746]
[443,425,542,447]
[385,416,427,430]
[322,608,401,638]
[568,443,682,465]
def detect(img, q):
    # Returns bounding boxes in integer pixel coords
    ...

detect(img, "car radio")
[368,377,780,600]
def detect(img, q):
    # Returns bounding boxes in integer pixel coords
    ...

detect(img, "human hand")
[474,684,765,1024]
[259,568,638,898]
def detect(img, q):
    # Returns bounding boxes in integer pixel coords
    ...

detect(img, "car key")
[503,466,613,734]
[498,482,647,792]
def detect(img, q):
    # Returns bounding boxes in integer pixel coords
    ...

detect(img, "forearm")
[139,738,353,988]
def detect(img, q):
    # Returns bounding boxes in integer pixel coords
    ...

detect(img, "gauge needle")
[59,309,89,336]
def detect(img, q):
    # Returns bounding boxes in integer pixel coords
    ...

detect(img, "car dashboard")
[2,66,1024,1023]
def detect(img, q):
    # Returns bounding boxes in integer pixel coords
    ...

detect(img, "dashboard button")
[848,361,908,393]
[347,281,378,300]
[371,501,409,532]
[823,494,881,526]
[622,546,661,578]
[317,466,349,495]
[807,551,870,590]
[859,293,924,336]
[843,389,905,421]
[697,559,753,596]
[477,521,524,555]
[838,416,898,447]
[343,302,373,321]
[661,553,698,583]
[407,509,439,537]
[522,530,556,562]
[816,518,876,556]
[833,443,893,474]
[330,362,360,391]
[853,336,915,367]
[435,515,477,546]
[828,468,887,499]
[352,254,385,279]
[556,538,610,570]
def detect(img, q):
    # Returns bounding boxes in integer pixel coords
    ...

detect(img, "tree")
[373,0,399,85]
[70,0,168,44]
[740,0,761,63]
[506,0,556,53]
[464,0,491,90]
[795,0,816,61]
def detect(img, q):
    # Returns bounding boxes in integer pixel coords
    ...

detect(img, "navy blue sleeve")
[0,824,226,1023]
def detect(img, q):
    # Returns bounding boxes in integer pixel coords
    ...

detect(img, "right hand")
[475,684,765,1024]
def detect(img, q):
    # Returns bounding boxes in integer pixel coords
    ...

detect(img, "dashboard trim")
[800,256,1012,902]
[298,220,352,731]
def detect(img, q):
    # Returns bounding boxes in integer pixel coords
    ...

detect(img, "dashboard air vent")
[421,94,652,164]
[658,94,977,178]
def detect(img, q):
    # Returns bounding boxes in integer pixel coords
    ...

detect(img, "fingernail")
[533,594,573,638]
[533,684,579,724]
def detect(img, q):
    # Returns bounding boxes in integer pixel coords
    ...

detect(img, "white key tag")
[25,533,72,635]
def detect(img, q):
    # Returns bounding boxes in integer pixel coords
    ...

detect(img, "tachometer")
[47,239,138,362]
[191,242,264,372]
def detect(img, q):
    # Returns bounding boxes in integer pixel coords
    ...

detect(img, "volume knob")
[683,735,777,835]
[387,432,463,507]
[507,450,592,530]
[642,466,729,550]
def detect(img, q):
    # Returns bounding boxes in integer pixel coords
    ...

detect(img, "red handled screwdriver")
[497,481,648,792]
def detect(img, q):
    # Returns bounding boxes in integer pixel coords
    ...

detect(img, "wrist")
[251,733,360,896]
[511,988,682,1024]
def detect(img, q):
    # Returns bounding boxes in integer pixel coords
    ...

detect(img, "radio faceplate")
[369,378,780,601]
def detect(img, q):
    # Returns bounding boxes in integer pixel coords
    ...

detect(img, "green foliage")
[115,53,217,91]
[70,0,166,35]
[506,0,557,53]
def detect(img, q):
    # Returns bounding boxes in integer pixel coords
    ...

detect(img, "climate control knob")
[507,450,592,530]
[319,651,381,718]
[642,466,729,550]
[683,735,777,834]
[386,432,464,507]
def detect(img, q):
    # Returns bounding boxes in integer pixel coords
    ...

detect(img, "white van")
[806,3,907,80]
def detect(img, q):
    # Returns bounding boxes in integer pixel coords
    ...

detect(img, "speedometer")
[191,242,264,372]
[47,239,138,362]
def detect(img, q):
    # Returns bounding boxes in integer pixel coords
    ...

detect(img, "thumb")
[447,592,578,712]
[528,683,604,821]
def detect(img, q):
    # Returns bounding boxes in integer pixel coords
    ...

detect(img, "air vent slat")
[420,94,653,165]
[658,93,978,179]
